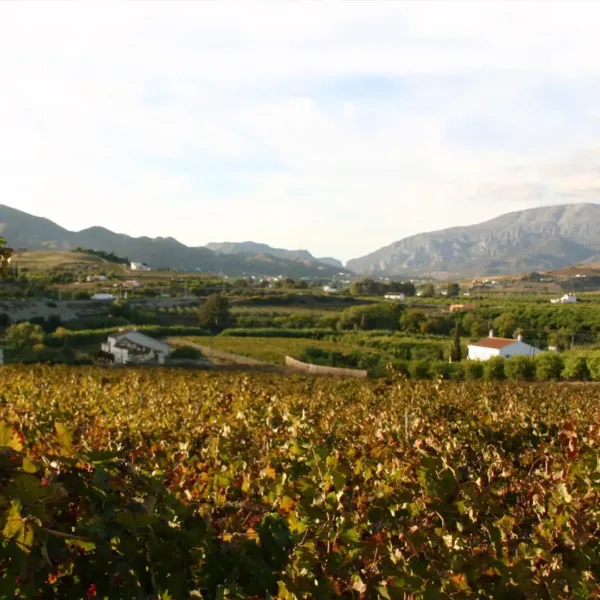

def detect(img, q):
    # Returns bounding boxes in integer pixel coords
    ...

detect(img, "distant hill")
[316,256,344,269]
[206,241,345,270]
[0,205,350,278]
[347,203,600,278]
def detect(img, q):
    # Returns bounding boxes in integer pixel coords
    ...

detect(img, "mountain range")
[206,241,344,269]
[346,203,600,277]
[3,202,600,279]
[0,205,349,278]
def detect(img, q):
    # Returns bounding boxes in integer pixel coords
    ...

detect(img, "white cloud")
[1,1,600,261]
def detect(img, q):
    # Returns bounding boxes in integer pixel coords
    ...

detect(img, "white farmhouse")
[323,286,338,293]
[130,262,151,271]
[101,330,171,365]
[384,293,405,301]
[468,331,541,361]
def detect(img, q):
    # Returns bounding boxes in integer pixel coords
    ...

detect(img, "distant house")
[468,331,541,361]
[323,286,338,293]
[130,262,151,271]
[449,303,476,312]
[92,293,116,302]
[123,280,141,288]
[384,293,405,301]
[551,294,577,304]
[101,330,171,365]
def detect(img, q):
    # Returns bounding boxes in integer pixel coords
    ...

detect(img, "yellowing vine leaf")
[0,422,23,451]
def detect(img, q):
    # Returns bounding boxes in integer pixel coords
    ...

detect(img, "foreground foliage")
[1,366,600,598]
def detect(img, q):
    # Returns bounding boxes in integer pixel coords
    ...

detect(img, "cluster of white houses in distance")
[467,331,541,361]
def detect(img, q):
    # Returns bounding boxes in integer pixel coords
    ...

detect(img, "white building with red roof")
[468,331,541,361]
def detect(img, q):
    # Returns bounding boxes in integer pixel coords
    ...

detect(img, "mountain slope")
[206,241,345,269]
[206,241,314,262]
[0,205,349,277]
[347,203,600,277]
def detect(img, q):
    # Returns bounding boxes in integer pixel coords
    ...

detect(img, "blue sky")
[1,1,600,262]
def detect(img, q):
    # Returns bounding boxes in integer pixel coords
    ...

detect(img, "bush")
[464,361,484,380]
[387,359,410,378]
[484,356,505,381]
[535,353,564,381]
[562,355,590,381]
[408,359,431,379]
[430,361,452,379]
[448,362,465,381]
[587,354,600,382]
[171,346,203,360]
[504,356,536,381]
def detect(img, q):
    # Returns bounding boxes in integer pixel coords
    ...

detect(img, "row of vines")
[1,366,600,598]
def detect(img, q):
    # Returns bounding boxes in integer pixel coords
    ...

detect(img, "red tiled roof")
[468,337,516,350]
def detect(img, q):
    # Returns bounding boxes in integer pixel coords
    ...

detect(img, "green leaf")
[0,422,23,451]
[377,585,392,600]
[54,423,73,456]
[22,457,37,474]
[2,498,23,539]
[340,527,361,546]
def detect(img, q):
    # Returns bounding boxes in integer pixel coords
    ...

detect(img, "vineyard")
[1,366,600,598]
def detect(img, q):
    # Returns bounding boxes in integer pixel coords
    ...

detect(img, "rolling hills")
[0,205,349,278]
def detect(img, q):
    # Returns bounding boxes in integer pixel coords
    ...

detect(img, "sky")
[2,2,600,262]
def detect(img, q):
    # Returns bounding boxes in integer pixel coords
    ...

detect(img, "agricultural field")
[1,365,600,598]
[186,335,381,365]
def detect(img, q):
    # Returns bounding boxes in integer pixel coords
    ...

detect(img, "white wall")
[467,346,500,361]
[499,341,541,358]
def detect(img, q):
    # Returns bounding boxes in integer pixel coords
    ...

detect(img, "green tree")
[464,361,484,380]
[484,356,505,380]
[493,312,520,338]
[450,324,462,362]
[408,359,431,379]
[419,284,435,298]
[535,353,564,381]
[446,282,460,297]
[587,354,600,382]
[504,356,536,381]
[171,346,203,360]
[400,311,427,333]
[562,354,590,381]
[198,294,231,333]
[5,322,45,350]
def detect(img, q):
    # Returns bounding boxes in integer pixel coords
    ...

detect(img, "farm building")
[551,294,577,304]
[101,330,171,365]
[384,293,405,301]
[130,262,151,271]
[468,331,541,361]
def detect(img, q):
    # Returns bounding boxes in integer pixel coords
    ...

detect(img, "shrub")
[448,362,465,381]
[5,322,45,350]
[587,354,600,382]
[430,361,452,379]
[504,356,536,381]
[535,353,564,381]
[388,359,410,378]
[171,346,203,360]
[562,355,590,381]
[464,361,484,380]
[408,359,431,379]
[484,356,505,381]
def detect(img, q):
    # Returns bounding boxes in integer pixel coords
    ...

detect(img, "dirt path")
[169,338,296,374]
